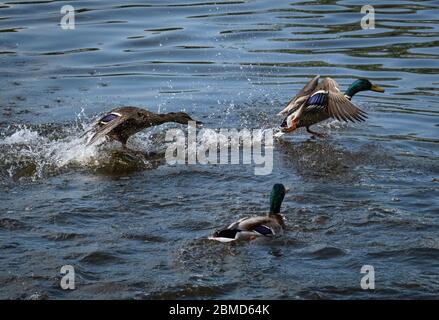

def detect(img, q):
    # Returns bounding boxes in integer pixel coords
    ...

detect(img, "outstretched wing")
[295,75,321,99]
[280,89,328,129]
[278,75,320,115]
[319,78,367,122]
[86,111,127,146]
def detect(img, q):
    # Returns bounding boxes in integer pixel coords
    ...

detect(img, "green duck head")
[344,79,385,98]
[269,183,289,214]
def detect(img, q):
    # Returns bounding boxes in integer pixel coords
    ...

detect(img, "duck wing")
[210,216,282,242]
[227,216,281,236]
[237,216,281,235]
[278,75,320,115]
[86,110,130,146]
[319,78,367,122]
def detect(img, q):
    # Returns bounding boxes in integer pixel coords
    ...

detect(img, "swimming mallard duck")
[276,76,385,137]
[86,106,202,146]
[209,184,289,243]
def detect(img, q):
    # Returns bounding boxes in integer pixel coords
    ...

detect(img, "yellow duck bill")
[371,84,385,92]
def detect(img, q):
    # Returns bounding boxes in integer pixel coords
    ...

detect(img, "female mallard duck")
[86,106,202,146]
[276,76,385,137]
[209,184,289,243]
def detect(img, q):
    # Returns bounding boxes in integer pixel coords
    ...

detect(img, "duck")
[209,184,289,243]
[276,76,385,138]
[86,106,202,146]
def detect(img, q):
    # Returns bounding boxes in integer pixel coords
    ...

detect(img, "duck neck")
[269,194,284,215]
[157,113,181,125]
[344,82,364,100]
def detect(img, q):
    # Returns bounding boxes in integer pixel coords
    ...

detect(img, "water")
[1,0,438,299]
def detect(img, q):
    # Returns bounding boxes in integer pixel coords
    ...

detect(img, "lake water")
[0,0,438,299]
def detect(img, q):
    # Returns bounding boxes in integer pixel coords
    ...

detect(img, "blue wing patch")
[307,92,327,106]
[253,225,273,236]
[100,113,119,124]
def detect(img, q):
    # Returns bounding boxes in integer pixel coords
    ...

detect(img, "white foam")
[0,122,103,180]
[0,128,42,145]
[47,130,99,167]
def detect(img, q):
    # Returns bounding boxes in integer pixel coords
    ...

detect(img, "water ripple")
[1,0,438,300]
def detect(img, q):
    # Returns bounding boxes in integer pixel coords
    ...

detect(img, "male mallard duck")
[209,184,289,243]
[276,76,385,137]
[86,106,202,146]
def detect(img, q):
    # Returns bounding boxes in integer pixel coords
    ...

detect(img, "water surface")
[0,0,438,299]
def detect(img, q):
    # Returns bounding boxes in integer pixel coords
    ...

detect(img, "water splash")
[0,117,160,182]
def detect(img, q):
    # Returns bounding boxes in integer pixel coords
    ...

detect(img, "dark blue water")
[0,0,438,299]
